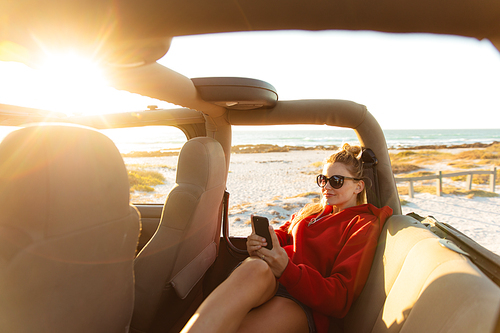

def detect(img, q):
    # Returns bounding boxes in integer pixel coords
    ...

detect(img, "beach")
[124,144,500,256]
[225,149,500,256]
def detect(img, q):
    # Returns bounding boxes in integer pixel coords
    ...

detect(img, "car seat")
[0,123,141,333]
[131,136,227,333]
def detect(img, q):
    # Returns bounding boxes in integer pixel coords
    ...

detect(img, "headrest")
[0,124,131,240]
[176,137,226,190]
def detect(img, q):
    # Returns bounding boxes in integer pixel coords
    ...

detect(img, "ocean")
[101,127,500,153]
[0,125,498,153]
[230,128,500,150]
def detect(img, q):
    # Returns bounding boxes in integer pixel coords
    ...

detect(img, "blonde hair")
[287,143,366,233]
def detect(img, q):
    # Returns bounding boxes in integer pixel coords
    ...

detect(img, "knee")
[235,257,273,282]
[231,258,277,304]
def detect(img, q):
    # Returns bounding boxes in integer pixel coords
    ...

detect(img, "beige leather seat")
[343,215,500,333]
[0,124,141,333]
[131,136,227,333]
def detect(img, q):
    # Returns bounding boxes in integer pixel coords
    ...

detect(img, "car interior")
[1,1,500,332]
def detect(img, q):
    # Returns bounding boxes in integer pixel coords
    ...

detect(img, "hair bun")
[341,143,362,157]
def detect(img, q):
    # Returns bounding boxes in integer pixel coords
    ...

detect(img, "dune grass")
[391,163,421,174]
[309,161,324,168]
[390,150,454,164]
[122,150,179,157]
[404,171,436,178]
[456,143,500,160]
[126,163,175,170]
[389,150,454,174]
[448,189,499,197]
[447,161,479,169]
[287,192,321,199]
[128,170,166,192]
[391,147,500,193]
[450,173,500,185]
[476,171,500,185]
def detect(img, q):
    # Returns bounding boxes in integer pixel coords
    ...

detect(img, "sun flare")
[38,52,109,89]
[18,52,115,115]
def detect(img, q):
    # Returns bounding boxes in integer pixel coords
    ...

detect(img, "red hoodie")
[276,203,392,333]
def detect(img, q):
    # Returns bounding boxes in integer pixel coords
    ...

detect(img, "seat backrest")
[131,136,227,333]
[344,215,500,333]
[0,124,141,333]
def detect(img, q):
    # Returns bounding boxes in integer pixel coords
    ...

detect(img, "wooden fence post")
[490,166,497,193]
[436,171,442,196]
[395,168,495,197]
[466,174,473,190]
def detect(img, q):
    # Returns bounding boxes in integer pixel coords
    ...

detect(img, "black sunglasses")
[316,174,362,189]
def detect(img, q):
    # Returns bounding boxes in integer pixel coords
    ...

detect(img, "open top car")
[1,1,500,333]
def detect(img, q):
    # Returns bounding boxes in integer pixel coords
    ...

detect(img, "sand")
[225,150,500,255]
[124,149,500,255]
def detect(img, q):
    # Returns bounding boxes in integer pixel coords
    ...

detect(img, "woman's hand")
[247,225,289,278]
[246,218,269,256]
[246,232,268,257]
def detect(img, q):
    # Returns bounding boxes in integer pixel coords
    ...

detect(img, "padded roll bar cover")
[228,100,401,214]
[107,63,227,117]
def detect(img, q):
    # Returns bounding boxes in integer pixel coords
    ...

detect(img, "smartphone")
[251,215,273,250]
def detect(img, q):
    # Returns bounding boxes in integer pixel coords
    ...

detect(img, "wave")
[101,127,500,153]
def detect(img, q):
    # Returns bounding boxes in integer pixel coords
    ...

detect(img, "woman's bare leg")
[236,296,310,333]
[181,257,278,333]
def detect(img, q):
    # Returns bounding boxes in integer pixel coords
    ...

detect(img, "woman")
[181,144,393,333]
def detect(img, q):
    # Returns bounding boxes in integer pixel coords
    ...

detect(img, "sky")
[1,30,500,130]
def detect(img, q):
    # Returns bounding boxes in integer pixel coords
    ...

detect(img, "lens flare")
[38,52,108,88]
